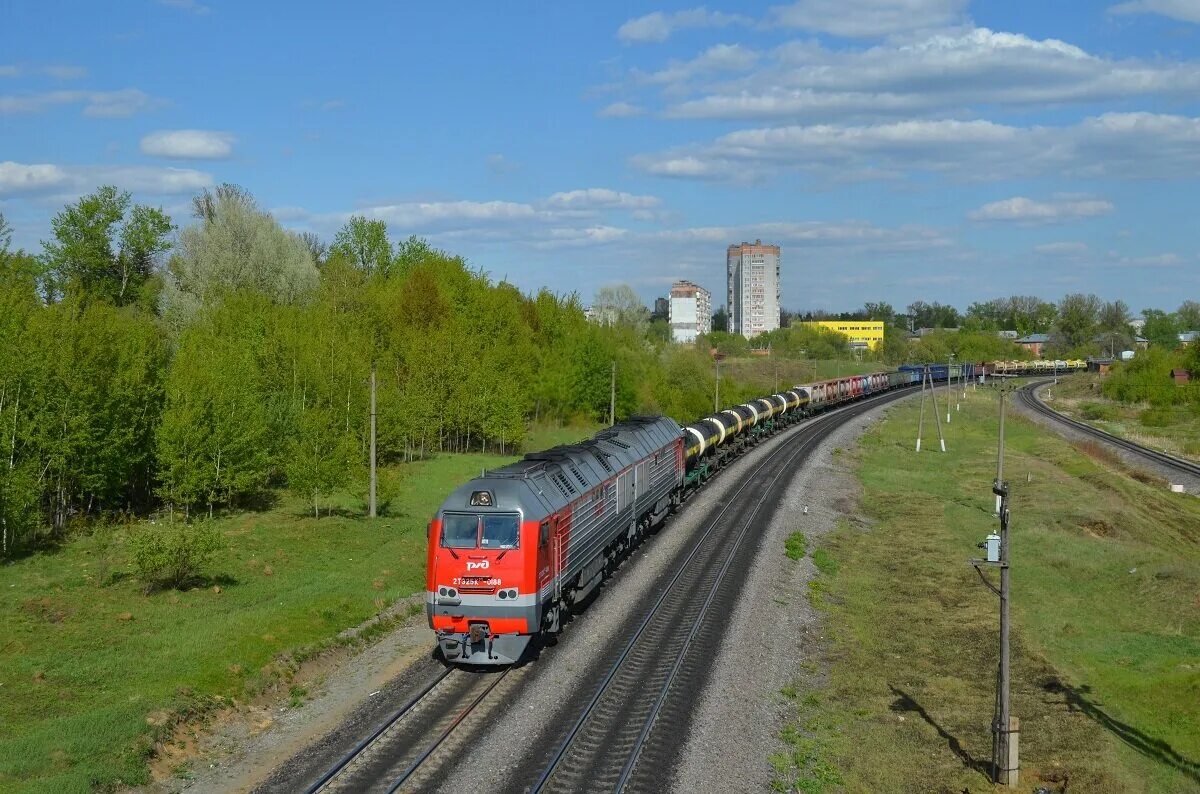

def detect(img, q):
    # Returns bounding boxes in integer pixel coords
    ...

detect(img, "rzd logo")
[466,560,490,571]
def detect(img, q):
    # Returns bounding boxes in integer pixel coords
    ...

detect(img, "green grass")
[1050,373,1200,462]
[0,451,519,793]
[523,419,604,451]
[786,531,809,561]
[791,387,1200,793]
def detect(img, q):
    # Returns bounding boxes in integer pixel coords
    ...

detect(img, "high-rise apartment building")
[727,240,780,339]
[668,280,712,343]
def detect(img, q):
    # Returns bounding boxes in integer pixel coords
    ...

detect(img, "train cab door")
[538,516,560,601]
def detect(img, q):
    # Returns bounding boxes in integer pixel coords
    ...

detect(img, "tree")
[164,188,317,328]
[285,406,356,517]
[1053,293,1102,351]
[298,231,328,268]
[41,186,173,306]
[0,211,11,254]
[863,301,896,326]
[1141,309,1180,349]
[592,285,649,333]
[906,300,960,329]
[331,215,392,278]
[1177,300,1200,332]
[711,306,729,333]
[1098,299,1132,334]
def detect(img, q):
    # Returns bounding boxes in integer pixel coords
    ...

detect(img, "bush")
[1078,401,1118,421]
[129,521,223,589]
[1139,407,1178,428]
[786,531,808,560]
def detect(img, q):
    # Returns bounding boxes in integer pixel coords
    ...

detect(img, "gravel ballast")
[670,397,902,793]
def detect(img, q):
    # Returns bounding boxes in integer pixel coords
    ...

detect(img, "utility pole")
[714,355,721,412]
[610,360,616,426]
[915,365,947,452]
[368,366,377,519]
[973,381,1017,787]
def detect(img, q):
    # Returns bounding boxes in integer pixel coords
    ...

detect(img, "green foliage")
[1053,292,1103,351]
[1141,308,1181,349]
[40,186,174,307]
[1139,407,1178,427]
[1103,347,1200,406]
[786,530,808,560]
[128,520,223,589]
[331,215,392,278]
[164,188,317,328]
[903,329,1029,364]
[811,547,838,575]
[285,407,357,517]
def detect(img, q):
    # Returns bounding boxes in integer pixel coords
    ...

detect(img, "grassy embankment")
[1044,372,1200,462]
[774,386,1200,793]
[0,420,598,793]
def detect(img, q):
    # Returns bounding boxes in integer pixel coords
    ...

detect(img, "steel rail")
[531,388,908,793]
[384,667,511,793]
[1019,379,1200,478]
[302,667,453,794]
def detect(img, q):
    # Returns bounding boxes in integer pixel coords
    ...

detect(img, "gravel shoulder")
[1013,382,1200,495]
[670,396,905,793]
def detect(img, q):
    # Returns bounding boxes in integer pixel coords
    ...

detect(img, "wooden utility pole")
[610,360,616,426]
[369,366,377,519]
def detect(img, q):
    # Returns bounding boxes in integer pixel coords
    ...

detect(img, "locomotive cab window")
[481,514,520,549]
[539,521,551,548]
[441,513,480,548]
[441,512,521,549]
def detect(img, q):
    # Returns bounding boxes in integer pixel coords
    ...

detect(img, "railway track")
[523,388,911,793]
[1018,379,1200,481]
[296,388,910,794]
[303,666,511,793]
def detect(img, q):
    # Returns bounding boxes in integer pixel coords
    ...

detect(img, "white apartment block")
[727,240,780,339]
[668,280,712,343]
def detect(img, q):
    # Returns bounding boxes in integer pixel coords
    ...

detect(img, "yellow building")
[800,320,885,351]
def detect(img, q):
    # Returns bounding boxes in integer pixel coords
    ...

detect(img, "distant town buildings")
[1016,333,1050,357]
[801,320,885,352]
[727,240,780,339]
[652,297,669,321]
[669,280,712,343]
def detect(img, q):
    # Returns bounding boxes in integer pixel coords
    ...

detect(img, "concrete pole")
[610,360,616,426]
[714,357,720,413]
[995,385,1005,515]
[368,366,377,519]
[946,355,953,423]
[916,368,928,451]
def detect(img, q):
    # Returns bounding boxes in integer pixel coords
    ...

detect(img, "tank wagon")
[427,367,920,665]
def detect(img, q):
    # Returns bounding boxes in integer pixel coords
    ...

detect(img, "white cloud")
[0,160,212,197]
[598,101,645,118]
[486,153,520,173]
[544,188,660,210]
[364,200,541,228]
[1117,252,1182,267]
[0,88,160,117]
[1034,242,1090,255]
[639,43,759,86]
[1109,0,1200,22]
[769,0,969,37]
[617,7,751,44]
[157,0,211,14]
[652,28,1200,122]
[532,226,630,249]
[969,197,1114,223]
[632,113,1200,182]
[140,130,235,159]
[0,64,87,79]
[650,220,951,254]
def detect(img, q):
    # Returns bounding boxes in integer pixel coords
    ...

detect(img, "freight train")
[426,368,934,665]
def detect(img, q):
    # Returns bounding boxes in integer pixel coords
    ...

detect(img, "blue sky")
[2,0,1200,314]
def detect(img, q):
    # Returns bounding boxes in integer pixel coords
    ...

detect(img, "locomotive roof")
[436,415,681,520]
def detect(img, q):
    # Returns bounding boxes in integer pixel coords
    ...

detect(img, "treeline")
[0,187,742,556]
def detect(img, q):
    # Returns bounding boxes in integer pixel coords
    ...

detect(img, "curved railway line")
[293,387,911,794]
[1018,379,1200,481]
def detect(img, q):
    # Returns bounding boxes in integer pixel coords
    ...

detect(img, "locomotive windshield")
[481,514,520,549]
[440,512,520,549]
